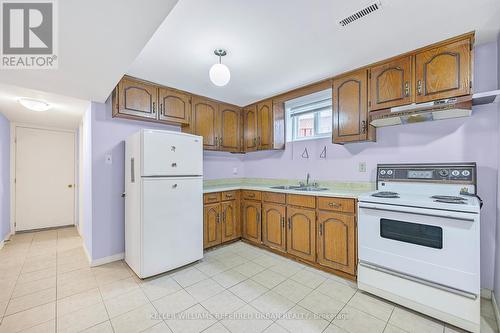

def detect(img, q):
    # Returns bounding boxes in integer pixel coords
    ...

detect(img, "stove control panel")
[377,163,476,184]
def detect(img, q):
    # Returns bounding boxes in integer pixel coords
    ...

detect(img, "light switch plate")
[105,154,112,165]
[359,162,366,172]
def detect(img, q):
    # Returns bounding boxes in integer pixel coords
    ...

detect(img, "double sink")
[269,185,329,192]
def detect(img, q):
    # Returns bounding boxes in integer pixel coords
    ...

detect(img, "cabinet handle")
[328,202,341,208]
[160,103,164,116]
[219,137,223,146]
[281,217,285,228]
[417,80,422,95]
[258,136,261,146]
[319,223,323,236]
[215,137,218,146]
[404,81,409,97]
[152,102,156,114]
[361,121,367,134]
[216,213,220,224]
[288,218,292,229]
[248,193,255,198]
[253,138,257,146]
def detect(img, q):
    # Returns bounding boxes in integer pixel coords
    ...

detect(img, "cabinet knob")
[171,163,177,167]
[171,146,176,152]
[172,184,178,188]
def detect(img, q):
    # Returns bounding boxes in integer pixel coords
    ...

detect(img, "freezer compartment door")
[142,130,203,176]
[142,177,203,277]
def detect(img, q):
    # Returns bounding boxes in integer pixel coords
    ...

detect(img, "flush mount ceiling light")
[18,97,51,112]
[209,49,230,87]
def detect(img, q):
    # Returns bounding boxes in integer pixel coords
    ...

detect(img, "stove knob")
[380,170,386,175]
[438,169,449,177]
[386,170,393,175]
[451,170,460,177]
[462,170,471,177]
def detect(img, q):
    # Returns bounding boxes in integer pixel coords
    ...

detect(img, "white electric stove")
[358,163,481,333]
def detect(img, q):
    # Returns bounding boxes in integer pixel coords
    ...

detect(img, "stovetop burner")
[372,191,400,198]
[431,195,468,204]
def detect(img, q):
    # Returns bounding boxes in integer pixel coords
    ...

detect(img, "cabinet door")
[286,206,316,262]
[257,100,273,150]
[192,97,219,150]
[219,104,241,152]
[242,201,261,245]
[243,105,258,152]
[332,69,373,144]
[158,88,190,125]
[370,56,412,110]
[415,38,471,103]
[204,203,221,249]
[222,200,240,242]
[262,203,286,252]
[116,77,158,120]
[317,211,356,275]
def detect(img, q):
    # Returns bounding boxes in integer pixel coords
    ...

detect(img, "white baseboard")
[90,252,125,267]
[482,288,493,300]
[492,292,500,332]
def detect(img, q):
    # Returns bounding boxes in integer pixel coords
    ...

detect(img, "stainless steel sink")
[295,187,329,191]
[269,185,302,190]
[269,185,328,191]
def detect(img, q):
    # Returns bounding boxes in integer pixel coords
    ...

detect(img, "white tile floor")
[0,227,497,333]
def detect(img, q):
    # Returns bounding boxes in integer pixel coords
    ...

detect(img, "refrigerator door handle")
[130,158,135,183]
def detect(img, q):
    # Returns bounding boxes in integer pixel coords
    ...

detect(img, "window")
[285,89,332,142]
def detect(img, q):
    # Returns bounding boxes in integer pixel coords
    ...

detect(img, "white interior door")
[15,127,75,231]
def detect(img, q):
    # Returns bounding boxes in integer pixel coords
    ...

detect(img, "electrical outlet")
[359,162,366,172]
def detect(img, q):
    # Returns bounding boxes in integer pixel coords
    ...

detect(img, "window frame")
[291,108,332,142]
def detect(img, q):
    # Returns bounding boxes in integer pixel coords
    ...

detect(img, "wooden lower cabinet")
[286,206,316,263]
[203,203,221,249]
[262,203,286,252]
[222,200,240,242]
[317,211,357,275]
[242,200,262,245]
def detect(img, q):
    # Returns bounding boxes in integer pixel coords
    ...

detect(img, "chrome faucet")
[306,173,310,186]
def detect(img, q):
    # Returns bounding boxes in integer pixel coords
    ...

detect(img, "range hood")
[370,96,472,127]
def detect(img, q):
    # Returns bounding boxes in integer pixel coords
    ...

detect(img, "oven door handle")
[359,261,478,300]
[358,204,476,222]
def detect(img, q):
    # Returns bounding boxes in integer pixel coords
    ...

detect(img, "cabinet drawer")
[204,192,221,204]
[317,197,355,213]
[286,194,315,209]
[222,191,237,201]
[242,190,261,201]
[263,192,286,204]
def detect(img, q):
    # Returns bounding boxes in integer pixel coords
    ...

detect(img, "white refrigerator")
[125,129,203,278]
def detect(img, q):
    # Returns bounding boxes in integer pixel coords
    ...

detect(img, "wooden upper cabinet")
[243,105,258,152]
[191,97,219,150]
[158,88,190,125]
[219,104,241,152]
[332,69,374,144]
[115,77,158,120]
[317,211,356,275]
[262,203,286,253]
[286,207,316,262]
[370,56,413,110]
[203,203,221,249]
[222,200,240,242]
[415,38,471,103]
[257,100,273,150]
[242,200,261,245]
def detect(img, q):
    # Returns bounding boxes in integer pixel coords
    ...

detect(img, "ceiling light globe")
[209,63,230,86]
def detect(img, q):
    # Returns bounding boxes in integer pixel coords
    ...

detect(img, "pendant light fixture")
[209,49,230,87]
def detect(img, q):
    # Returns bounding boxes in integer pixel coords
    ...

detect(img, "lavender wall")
[494,34,500,305]
[0,113,10,242]
[90,100,179,260]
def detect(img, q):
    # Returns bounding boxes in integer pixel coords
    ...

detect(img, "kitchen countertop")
[203,183,371,199]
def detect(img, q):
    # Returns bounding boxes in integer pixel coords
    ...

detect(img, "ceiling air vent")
[339,1,382,27]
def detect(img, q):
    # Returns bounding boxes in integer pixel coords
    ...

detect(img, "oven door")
[358,202,480,295]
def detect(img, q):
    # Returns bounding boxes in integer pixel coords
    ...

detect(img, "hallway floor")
[0,227,497,333]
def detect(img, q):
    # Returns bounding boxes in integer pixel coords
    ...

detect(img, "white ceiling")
[0,83,89,129]
[0,0,179,103]
[128,0,500,106]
